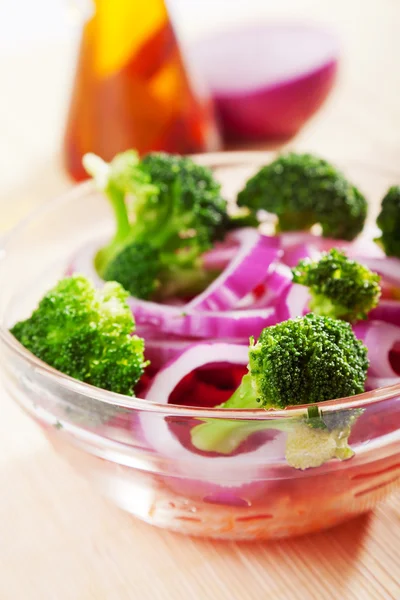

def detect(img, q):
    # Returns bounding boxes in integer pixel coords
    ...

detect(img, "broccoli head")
[10,275,147,396]
[237,153,367,240]
[141,152,229,251]
[376,185,400,257]
[292,249,381,322]
[83,150,228,300]
[247,313,368,408]
[102,241,162,300]
[191,313,368,469]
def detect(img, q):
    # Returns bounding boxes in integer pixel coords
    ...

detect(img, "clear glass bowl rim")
[1,150,400,420]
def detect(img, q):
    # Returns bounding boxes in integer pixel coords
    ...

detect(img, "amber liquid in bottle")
[63,0,220,181]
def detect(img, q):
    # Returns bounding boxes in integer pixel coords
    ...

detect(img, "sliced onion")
[248,263,293,309]
[128,297,279,339]
[70,239,280,339]
[145,344,249,404]
[186,229,281,312]
[275,283,311,321]
[369,300,400,327]
[366,376,400,391]
[144,336,247,369]
[202,240,238,271]
[353,320,400,377]
[140,344,286,489]
[283,243,321,268]
[143,337,194,369]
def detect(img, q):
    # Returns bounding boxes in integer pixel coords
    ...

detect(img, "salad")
[10,151,400,473]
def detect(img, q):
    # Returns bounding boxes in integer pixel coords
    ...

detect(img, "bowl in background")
[188,24,339,142]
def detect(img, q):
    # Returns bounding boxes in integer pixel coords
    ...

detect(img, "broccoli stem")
[84,153,131,275]
[191,412,359,469]
[191,387,362,470]
[220,373,258,408]
[109,183,131,243]
[191,418,282,454]
[191,374,280,454]
[96,184,132,274]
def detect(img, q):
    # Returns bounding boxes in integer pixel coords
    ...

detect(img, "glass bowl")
[1,151,400,541]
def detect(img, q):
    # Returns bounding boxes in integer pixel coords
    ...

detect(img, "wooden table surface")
[1,1,400,599]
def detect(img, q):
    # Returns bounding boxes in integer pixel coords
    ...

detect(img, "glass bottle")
[63,0,220,181]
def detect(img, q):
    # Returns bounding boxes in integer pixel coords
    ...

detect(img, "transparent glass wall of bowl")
[0,157,399,539]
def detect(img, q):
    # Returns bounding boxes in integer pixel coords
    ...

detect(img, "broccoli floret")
[10,275,147,396]
[237,153,367,240]
[239,313,368,408]
[83,151,228,299]
[191,313,367,469]
[292,249,381,322]
[141,152,229,250]
[376,186,400,257]
[103,242,162,299]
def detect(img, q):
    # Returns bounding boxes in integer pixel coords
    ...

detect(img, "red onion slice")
[239,263,293,309]
[369,300,400,327]
[353,320,400,377]
[128,297,279,339]
[70,238,280,338]
[145,344,249,404]
[143,337,195,369]
[366,376,400,390]
[143,334,250,369]
[276,283,311,321]
[186,229,281,312]
[140,344,286,486]
[202,240,238,271]
[282,243,321,268]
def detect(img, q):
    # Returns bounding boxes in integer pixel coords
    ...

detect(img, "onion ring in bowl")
[186,229,281,312]
[139,343,286,500]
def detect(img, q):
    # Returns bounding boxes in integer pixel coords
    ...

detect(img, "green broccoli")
[191,313,367,469]
[237,153,367,240]
[376,185,400,257]
[141,152,229,249]
[83,150,228,300]
[10,275,147,396]
[102,241,162,301]
[292,249,381,322]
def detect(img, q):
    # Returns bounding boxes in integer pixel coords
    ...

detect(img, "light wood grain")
[0,383,399,600]
[1,1,400,598]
